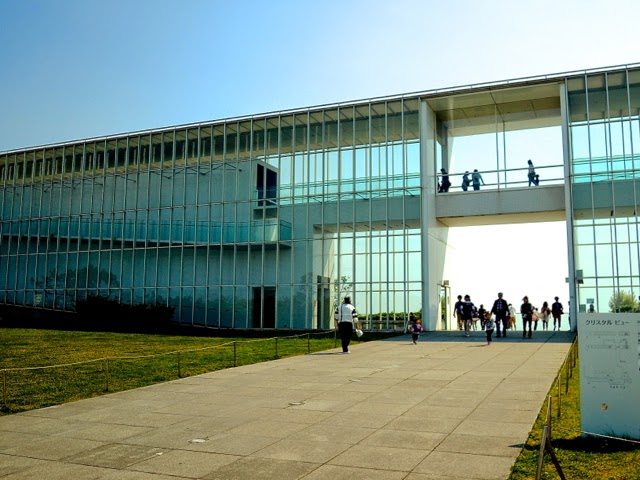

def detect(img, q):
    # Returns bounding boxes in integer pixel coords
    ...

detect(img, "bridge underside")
[435,184,566,227]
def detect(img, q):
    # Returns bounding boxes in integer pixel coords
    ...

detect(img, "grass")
[0,327,388,416]
[509,349,640,480]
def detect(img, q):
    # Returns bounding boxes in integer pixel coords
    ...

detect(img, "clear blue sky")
[1,0,639,151]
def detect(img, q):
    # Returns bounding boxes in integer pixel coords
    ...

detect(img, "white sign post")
[578,313,640,440]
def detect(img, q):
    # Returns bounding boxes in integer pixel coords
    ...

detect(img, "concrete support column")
[420,100,449,331]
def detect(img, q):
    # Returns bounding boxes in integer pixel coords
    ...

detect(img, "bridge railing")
[438,164,565,193]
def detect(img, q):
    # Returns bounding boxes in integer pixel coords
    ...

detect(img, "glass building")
[1,63,639,329]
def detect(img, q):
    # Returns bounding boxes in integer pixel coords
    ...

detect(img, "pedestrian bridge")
[435,184,565,226]
[435,175,640,227]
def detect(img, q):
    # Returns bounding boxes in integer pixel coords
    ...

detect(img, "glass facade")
[2,64,639,328]
[0,99,422,329]
[568,67,640,314]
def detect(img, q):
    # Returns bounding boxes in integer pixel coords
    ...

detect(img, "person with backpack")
[461,294,475,337]
[438,168,451,193]
[552,296,564,330]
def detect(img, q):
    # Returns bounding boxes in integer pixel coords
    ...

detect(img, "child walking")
[485,316,495,346]
[410,319,423,344]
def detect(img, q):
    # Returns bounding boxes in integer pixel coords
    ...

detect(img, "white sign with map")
[578,313,640,440]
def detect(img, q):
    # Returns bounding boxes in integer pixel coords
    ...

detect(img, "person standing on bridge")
[491,292,509,337]
[472,169,485,191]
[461,172,471,191]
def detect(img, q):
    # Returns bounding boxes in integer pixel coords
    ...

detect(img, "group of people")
[334,292,566,353]
[437,159,542,193]
[454,293,565,345]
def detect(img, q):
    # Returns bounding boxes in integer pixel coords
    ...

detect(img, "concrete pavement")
[0,330,575,479]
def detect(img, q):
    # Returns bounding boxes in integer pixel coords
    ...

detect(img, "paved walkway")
[0,331,575,480]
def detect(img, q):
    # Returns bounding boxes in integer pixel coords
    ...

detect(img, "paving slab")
[0,331,574,479]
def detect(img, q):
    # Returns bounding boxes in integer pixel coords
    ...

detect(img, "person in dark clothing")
[551,296,564,331]
[461,294,475,337]
[438,168,451,193]
[491,292,509,338]
[478,304,487,330]
[527,160,536,187]
[454,295,464,331]
[461,172,471,191]
[521,296,533,338]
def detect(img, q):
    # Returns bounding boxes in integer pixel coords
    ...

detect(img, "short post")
[177,351,181,378]
[557,373,561,417]
[536,424,548,480]
[307,333,310,353]
[546,395,552,440]
[2,370,7,409]
[233,341,237,367]
[105,359,110,392]
[275,337,278,359]
[565,364,569,394]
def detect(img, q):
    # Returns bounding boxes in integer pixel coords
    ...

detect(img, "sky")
[1,0,638,315]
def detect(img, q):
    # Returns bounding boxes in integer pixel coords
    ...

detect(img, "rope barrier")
[0,330,336,374]
[581,431,640,445]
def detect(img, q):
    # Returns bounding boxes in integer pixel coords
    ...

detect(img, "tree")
[608,290,640,313]
[333,275,353,311]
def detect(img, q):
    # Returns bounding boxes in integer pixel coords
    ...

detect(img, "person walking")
[439,168,451,192]
[521,296,533,338]
[552,296,564,330]
[527,160,536,186]
[454,295,464,331]
[540,301,551,330]
[409,319,423,344]
[478,304,487,330]
[491,292,509,338]
[461,294,475,337]
[334,296,360,353]
[484,315,495,346]
[471,169,485,191]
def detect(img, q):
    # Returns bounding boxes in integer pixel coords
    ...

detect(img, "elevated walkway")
[436,184,566,226]
[0,331,574,479]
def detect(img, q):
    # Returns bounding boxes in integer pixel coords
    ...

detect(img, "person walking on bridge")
[438,168,451,192]
[491,292,509,338]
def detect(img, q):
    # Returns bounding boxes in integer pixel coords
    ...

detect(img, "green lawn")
[0,327,353,415]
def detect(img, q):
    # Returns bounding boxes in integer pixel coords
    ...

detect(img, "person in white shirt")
[334,296,360,354]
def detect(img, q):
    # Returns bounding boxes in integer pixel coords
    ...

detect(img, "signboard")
[578,313,640,440]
